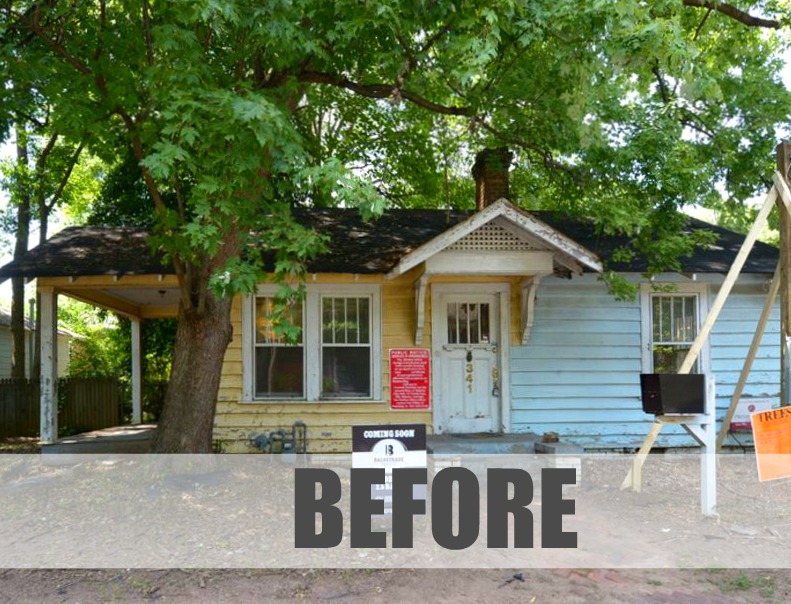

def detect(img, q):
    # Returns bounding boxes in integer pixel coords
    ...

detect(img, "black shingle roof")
[0,208,778,280]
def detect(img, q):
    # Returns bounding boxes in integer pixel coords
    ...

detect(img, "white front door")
[433,287,502,434]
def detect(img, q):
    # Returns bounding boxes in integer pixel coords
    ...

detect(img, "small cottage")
[0,149,779,451]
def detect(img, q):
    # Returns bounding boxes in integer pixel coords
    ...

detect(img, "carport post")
[39,286,58,444]
[131,318,142,424]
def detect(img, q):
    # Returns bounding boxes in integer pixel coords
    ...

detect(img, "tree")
[1,114,90,378]
[1,1,789,451]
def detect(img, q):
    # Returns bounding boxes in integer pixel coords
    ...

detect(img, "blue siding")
[710,283,781,447]
[509,277,779,449]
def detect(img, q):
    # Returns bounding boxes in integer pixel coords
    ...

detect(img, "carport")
[0,227,179,444]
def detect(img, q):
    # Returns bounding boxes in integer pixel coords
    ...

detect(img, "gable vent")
[447,223,541,252]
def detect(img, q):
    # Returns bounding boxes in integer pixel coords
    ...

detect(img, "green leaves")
[3,0,789,305]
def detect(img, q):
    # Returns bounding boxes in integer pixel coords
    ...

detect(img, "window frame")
[252,295,306,400]
[243,283,382,402]
[640,282,710,375]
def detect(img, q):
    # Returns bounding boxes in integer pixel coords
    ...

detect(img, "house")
[0,306,74,379]
[0,149,780,450]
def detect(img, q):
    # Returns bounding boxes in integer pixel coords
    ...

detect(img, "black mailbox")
[640,373,706,415]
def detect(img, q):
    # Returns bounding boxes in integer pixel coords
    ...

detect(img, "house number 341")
[465,363,474,393]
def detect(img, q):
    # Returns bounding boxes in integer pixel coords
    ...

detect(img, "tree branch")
[682,0,780,29]
[35,132,59,174]
[46,141,85,213]
[294,71,470,116]
[29,5,92,75]
[142,0,155,67]
[475,118,583,180]
[652,63,671,104]
[693,8,713,39]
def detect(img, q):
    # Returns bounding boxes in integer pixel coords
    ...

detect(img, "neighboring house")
[0,149,779,450]
[0,307,75,379]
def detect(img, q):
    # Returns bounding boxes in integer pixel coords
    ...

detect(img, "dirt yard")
[0,568,790,603]
[2,438,791,602]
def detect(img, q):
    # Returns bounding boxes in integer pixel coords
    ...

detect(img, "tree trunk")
[152,290,234,453]
[11,126,31,379]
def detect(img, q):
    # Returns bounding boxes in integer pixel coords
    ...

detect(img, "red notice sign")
[389,348,431,410]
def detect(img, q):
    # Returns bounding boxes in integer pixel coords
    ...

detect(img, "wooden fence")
[0,378,122,438]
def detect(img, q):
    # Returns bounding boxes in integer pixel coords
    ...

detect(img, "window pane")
[333,298,346,343]
[358,298,370,343]
[322,297,333,343]
[256,298,302,344]
[447,302,458,344]
[348,298,359,344]
[468,303,479,344]
[480,303,490,343]
[652,297,662,341]
[458,303,469,344]
[683,297,696,342]
[661,297,672,341]
[653,345,697,374]
[255,347,304,397]
[322,347,370,397]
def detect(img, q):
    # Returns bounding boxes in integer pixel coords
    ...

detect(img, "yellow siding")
[214,270,527,452]
[43,270,529,453]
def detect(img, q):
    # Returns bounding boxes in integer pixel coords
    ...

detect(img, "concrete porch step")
[427,432,540,455]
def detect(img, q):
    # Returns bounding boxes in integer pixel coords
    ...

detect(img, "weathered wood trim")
[241,293,254,402]
[58,289,142,319]
[425,250,554,275]
[39,287,58,444]
[520,276,541,345]
[38,275,180,288]
[499,288,512,433]
[386,199,602,278]
[414,274,429,345]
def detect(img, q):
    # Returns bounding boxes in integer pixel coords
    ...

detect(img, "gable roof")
[0,207,778,281]
[387,199,602,277]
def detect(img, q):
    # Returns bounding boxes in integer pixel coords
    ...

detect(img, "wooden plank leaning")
[715,263,781,451]
[621,183,779,491]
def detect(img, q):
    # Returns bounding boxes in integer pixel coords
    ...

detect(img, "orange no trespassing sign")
[751,407,791,481]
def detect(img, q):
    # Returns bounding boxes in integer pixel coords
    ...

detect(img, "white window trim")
[640,282,710,374]
[242,283,382,402]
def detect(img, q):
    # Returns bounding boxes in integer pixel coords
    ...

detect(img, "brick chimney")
[472,147,513,210]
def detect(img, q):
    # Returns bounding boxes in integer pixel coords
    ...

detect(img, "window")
[244,285,381,401]
[321,296,371,397]
[254,297,304,398]
[642,284,707,374]
[446,302,490,344]
[651,294,698,373]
